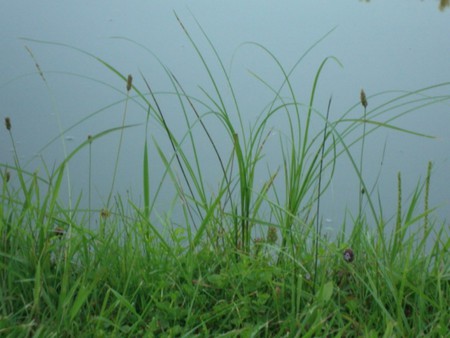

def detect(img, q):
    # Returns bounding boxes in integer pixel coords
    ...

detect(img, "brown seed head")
[5,170,10,182]
[266,226,278,244]
[343,248,354,263]
[126,74,133,92]
[360,89,368,109]
[5,117,11,131]
[101,208,110,219]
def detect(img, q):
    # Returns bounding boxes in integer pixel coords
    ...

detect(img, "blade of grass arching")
[153,139,200,245]
[164,75,223,224]
[363,84,450,122]
[330,85,449,168]
[27,96,139,167]
[174,15,255,243]
[169,74,208,205]
[242,42,302,152]
[241,26,338,135]
[338,118,435,139]
[177,12,243,136]
[20,38,160,128]
[176,16,278,251]
[327,121,379,225]
[106,75,133,208]
[179,22,259,241]
[111,37,234,219]
[141,74,201,228]
[52,124,140,180]
[331,112,437,226]
[170,73,234,210]
[246,70,296,145]
[24,46,73,212]
[105,36,220,219]
[302,57,342,159]
[337,83,450,132]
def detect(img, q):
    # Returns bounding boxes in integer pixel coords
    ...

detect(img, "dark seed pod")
[5,117,11,131]
[343,248,354,263]
[100,208,110,219]
[360,89,368,109]
[126,74,133,92]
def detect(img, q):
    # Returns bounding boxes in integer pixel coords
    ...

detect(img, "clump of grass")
[1,15,449,336]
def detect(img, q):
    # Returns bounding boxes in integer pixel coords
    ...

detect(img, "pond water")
[1,1,449,233]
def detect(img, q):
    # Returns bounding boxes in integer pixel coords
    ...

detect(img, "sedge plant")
[1,15,449,336]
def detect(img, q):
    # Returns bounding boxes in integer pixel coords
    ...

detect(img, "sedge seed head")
[5,117,11,131]
[267,226,278,244]
[360,89,368,109]
[126,74,133,92]
[100,208,110,219]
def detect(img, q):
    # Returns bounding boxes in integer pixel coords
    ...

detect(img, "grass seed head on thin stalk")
[360,89,368,109]
[5,117,11,131]
[100,208,110,219]
[4,170,11,182]
[126,74,133,92]
[88,134,93,144]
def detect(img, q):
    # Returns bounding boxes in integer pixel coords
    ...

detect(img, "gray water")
[1,1,449,233]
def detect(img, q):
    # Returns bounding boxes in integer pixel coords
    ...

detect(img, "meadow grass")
[1,18,449,337]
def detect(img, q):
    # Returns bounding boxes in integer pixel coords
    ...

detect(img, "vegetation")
[1,18,449,337]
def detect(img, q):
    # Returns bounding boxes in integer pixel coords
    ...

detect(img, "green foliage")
[1,15,449,337]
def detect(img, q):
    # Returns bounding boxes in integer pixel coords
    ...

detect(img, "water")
[1,1,449,233]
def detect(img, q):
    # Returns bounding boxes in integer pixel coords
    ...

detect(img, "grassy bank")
[1,19,449,337]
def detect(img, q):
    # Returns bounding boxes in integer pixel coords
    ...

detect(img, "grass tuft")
[1,16,449,336]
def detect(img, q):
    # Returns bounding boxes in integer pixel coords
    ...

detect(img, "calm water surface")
[1,1,449,232]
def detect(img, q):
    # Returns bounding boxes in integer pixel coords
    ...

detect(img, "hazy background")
[1,1,449,232]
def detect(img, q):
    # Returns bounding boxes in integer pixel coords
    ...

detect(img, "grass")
[1,17,449,336]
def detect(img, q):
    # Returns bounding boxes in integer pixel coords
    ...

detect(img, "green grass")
[1,17,449,336]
